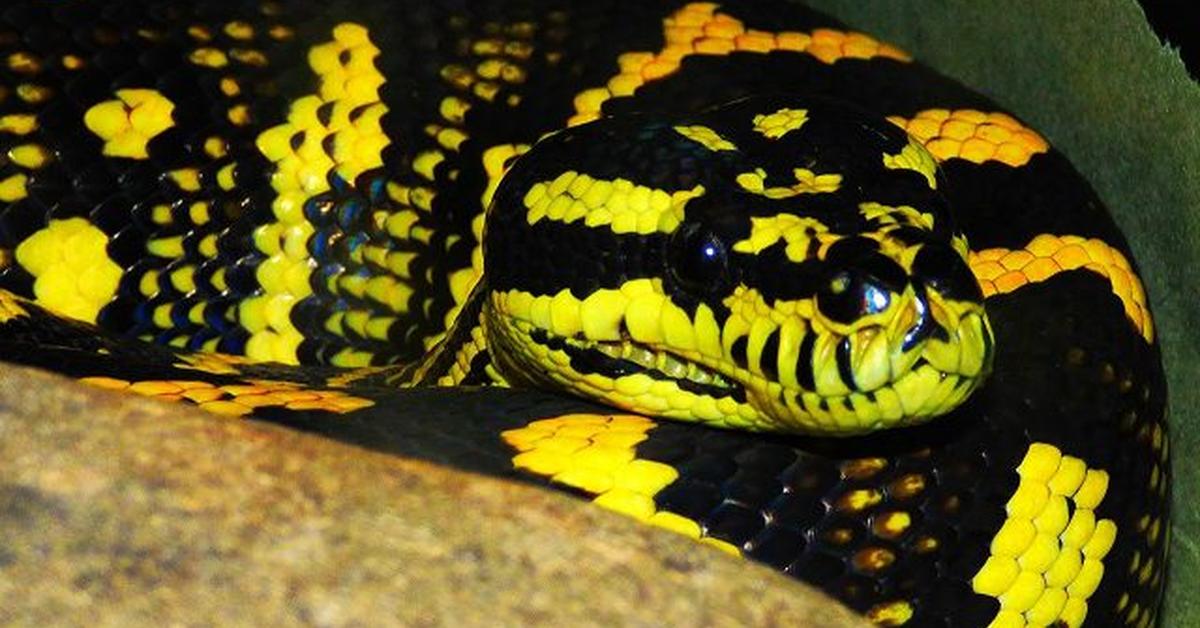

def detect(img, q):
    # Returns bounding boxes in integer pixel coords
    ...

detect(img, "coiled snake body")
[0,1,1169,625]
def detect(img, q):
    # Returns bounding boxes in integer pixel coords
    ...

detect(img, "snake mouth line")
[767,360,975,431]
[528,329,745,402]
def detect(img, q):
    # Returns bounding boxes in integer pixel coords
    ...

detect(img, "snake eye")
[668,223,730,293]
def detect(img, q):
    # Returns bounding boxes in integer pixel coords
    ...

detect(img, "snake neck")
[393,277,506,388]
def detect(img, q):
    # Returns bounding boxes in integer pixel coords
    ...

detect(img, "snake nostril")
[912,242,983,302]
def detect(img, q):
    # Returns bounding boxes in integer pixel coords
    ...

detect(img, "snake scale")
[0,1,1170,626]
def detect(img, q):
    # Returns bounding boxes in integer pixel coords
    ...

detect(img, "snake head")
[483,95,993,435]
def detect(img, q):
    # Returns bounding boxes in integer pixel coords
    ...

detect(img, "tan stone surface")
[0,363,866,627]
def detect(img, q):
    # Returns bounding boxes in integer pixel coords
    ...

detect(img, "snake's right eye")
[667,223,730,294]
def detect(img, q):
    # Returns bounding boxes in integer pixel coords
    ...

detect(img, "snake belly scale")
[0,1,1169,626]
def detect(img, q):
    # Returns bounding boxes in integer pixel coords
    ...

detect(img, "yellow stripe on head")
[522,171,705,235]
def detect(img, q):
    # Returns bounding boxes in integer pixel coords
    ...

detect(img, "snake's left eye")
[668,223,730,294]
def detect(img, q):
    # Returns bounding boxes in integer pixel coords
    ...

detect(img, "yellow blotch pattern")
[971,443,1117,628]
[502,413,740,556]
[249,23,388,364]
[569,2,909,125]
[969,235,1153,342]
[732,213,833,261]
[79,376,374,417]
[735,167,842,198]
[673,124,737,151]
[83,88,175,159]
[14,218,122,323]
[888,109,1049,167]
[752,107,808,139]
[522,171,705,235]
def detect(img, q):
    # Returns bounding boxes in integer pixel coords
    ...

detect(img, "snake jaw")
[486,279,992,436]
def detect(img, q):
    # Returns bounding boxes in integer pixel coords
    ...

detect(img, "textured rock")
[0,364,864,627]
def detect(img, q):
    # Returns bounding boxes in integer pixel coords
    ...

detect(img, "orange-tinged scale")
[993,271,1029,293]
[975,123,1013,143]
[959,138,996,163]
[939,119,975,141]
[1000,250,1035,271]
[182,388,226,403]
[326,396,374,412]
[1052,244,1091,268]
[233,393,290,408]
[925,138,962,160]
[695,37,735,55]
[1021,257,1060,282]
[219,384,267,396]
[664,24,701,44]
[199,400,253,417]
[951,109,987,124]
[735,33,775,53]
[284,400,338,412]
[80,376,130,390]
[776,32,811,51]
[994,143,1032,167]
[127,380,184,396]
[806,44,841,64]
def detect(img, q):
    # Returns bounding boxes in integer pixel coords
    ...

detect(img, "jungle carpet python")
[0,1,1169,626]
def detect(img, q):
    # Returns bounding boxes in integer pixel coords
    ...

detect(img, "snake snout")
[893,241,995,385]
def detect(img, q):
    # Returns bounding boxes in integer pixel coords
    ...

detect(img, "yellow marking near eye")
[83,88,175,159]
[569,3,908,125]
[673,124,737,151]
[969,234,1153,342]
[732,213,832,260]
[971,442,1116,627]
[523,171,705,235]
[14,218,122,324]
[888,109,1049,167]
[735,167,842,198]
[752,107,808,139]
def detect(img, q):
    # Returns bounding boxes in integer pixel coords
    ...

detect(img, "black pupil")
[669,224,728,292]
